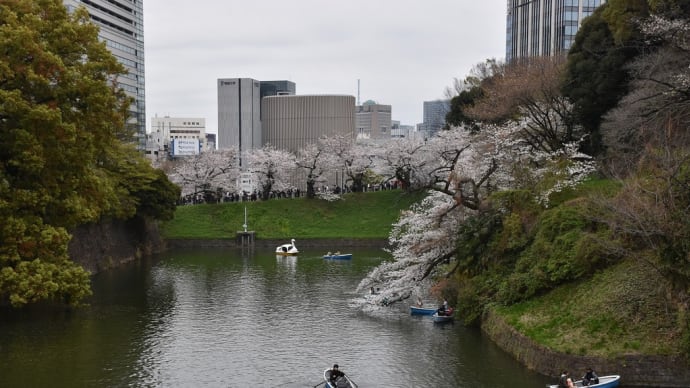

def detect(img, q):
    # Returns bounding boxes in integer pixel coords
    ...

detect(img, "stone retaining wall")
[68,217,164,274]
[481,310,690,387]
[164,237,389,250]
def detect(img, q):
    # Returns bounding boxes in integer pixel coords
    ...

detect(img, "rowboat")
[323,368,355,388]
[410,306,437,315]
[548,375,620,388]
[432,308,454,323]
[323,253,352,260]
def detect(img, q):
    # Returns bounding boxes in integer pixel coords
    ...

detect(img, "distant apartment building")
[356,100,392,141]
[420,100,450,138]
[391,121,415,138]
[506,0,607,62]
[206,133,217,151]
[64,0,146,149]
[145,116,207,161]
[261,95,356,154]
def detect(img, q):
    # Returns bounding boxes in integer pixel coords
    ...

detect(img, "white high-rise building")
[64,0,146,148]
[506,0,607,62]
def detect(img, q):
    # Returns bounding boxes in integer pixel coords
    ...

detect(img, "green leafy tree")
[0,0,177,307]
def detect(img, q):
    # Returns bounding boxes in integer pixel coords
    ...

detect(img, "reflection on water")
[0,247,551,387]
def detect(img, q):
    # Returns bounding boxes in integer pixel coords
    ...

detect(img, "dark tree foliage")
[131,169,181,222]
[561,1,648,155]
[445,86,485,132]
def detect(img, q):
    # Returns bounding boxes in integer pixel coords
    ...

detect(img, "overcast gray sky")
[143,0,506,134]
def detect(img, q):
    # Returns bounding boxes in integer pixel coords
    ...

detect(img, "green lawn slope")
[495,256,682,358]
[160,190,425,240]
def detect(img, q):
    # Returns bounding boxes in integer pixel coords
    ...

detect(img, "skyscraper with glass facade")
[421,100,450,139]
[506,0,607,62]
[64,0,146,148]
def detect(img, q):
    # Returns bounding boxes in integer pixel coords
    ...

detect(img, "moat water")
[0,247,553,387]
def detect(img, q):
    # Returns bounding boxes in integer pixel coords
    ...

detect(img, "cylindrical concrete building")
[261,95,356,153]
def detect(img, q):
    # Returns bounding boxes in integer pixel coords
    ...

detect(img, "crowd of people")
[177,180,401,205]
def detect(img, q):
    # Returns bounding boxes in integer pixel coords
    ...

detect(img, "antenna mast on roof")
[357,79,360,106]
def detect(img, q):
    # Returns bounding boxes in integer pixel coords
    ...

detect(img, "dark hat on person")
[333,364,339,368]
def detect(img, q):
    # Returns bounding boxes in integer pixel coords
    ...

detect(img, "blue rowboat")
[323,253,353,260]
[548,375,620,388]
[410,306,437,315]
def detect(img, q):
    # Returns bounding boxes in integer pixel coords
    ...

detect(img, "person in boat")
[558,370,575,388]
[416,297,423,307]
[329,364,345,385]
[582,367,599,386]
[436,299,449,315]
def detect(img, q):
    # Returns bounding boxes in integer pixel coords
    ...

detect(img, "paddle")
[344,374,359,388]
[312,380,327,388]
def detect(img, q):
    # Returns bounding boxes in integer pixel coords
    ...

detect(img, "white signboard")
[172,139,200,156]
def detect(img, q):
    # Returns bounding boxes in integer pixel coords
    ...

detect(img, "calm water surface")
[0,247,552,387]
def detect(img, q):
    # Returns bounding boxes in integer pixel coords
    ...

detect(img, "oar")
[312,380,327,388]
[344,374,358,388]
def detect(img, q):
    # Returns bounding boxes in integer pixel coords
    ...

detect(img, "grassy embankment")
[495,180,686,359]
[495,258,681,358]
[494,178,682,358]
[160,190,425,239]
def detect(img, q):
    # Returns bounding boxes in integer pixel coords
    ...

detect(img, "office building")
[356,101,392,141]
[420,100,450,138]
[217,79,297,161]
[262,94,355,190]
[260,81,296,98]
[64,0,146,148]
[506,0,607,62]
[217,78,262,164]
[261,95,356,154]
[145,116,207,161]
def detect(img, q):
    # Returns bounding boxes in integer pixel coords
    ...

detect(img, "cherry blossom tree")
[295,141,331,199]
[602,13,690,167]
[356,190,464,308]
[321,135,375,192]
[467,56,584,154]
[245,145,297,200]
[354,118,597,309]
[169,149,239,202]
[377,137,430,191]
